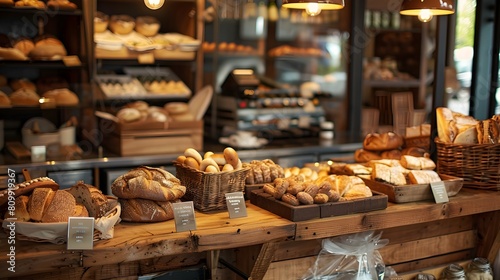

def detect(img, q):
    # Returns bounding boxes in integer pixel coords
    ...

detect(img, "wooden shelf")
[0,59,85,69]
[95,47,196,61]
[0,7,82,16]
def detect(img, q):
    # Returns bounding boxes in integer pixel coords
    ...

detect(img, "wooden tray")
[244,184,264,200]
[249,189,388,222]
[362,174,464,203]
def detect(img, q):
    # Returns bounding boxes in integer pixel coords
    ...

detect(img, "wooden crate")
[101,119,203,156]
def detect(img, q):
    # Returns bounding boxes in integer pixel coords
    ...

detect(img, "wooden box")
[249,189,388,222]
[362,174,464,203]
[98,113,203,156]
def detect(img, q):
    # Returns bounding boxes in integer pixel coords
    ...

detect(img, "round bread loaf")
[135,16,160,37]
[109,15,135,35]
[0,91,11,107]
[117,108,141,123]
[13,38,34,56]
[11,78,36,91]
[10,88,40,106]
[47,0,77,10]
[30,36,67,59]
[380,149,402,160]
[363,132,404,151]
[354,149,381,163]
[120,198,177,222]
[42,88,79,106]
[165,102,189,115]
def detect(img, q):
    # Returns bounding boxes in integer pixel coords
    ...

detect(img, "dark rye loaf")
[67,181,116,218]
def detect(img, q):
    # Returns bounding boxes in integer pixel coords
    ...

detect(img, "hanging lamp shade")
[282,0,344,10]
[400,0,454,16]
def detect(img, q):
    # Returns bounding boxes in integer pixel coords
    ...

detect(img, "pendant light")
[144,0,165,10]
[282,0,344,16]
[400,0,454,22]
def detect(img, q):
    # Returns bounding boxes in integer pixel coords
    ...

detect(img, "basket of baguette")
[435,107,500,190]
[174,147,249,212]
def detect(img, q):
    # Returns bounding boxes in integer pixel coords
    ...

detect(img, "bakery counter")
[0,203,296,279]
[0,136,362,174]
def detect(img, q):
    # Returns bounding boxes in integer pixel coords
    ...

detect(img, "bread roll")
[165,102,189,115]
[42,88,79,106]
[11,78,36,91]
[67,181,116,218]
[408,170,442,184]
[363,132,404,151]
[126,100,149,112]
[4,195,30,221]
[28,188,56,222]
[184,157,200,170]
[41,190,76,223]
[205,165,219,173]
[94,11,109,33]
[400,155,436,170]
[47,0,77,10]
[296,192,314,205]
[119,198,177,222]
[0,91,11,107]
[109,15,135,35]
[30,36,67,59]
[13,38,34,56]
[0,47,27,60]
[223,147,239,168]
[117,108,141,123]
[381,149,402,160]
[210,153,227,166]
[184,148,202,164]
[111,166,186,201]
[200,157,220,172]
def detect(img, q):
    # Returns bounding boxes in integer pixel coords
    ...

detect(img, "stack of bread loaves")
[262,173,372,206]
[176,147,243,173]
[111,166,186,222]
[354,132,429,162]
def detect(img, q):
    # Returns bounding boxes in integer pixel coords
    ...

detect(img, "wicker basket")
[174,162,249,212]
[405,135,431,150]
[435,140,500,190]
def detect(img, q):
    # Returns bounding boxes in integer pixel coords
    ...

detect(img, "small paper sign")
[173,201,197,232]
[138,53,155,64]
[225,192,247,218]
[62,55,82,67]
[431,181,449,203]
[67,217,94,250]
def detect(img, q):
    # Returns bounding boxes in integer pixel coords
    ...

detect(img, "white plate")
[219,136,268,149]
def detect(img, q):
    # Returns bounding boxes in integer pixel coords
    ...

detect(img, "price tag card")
[67,217,95,250]
[431,181,449,203]
[173,201,197,232]
[138,53,155,64]
[225,192,247,218]
[62,55,82,67]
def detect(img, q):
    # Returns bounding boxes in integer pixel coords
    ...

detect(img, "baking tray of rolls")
[124,67,191,98]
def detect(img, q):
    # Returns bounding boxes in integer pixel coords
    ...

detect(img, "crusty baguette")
[111,166,186,201]
[28,188,56,222]
[41,190,76,223]
[408,170,442,184]
[119,198,178,222]
[436,107,458,143]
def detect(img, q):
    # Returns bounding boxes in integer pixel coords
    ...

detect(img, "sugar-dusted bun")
[109,15,135,35]
[10,88,40,106]
[354,149,381,163]
[135,16,160,37]
[223,147,239,168]
[363,132,404,151]
[116,108,141,123]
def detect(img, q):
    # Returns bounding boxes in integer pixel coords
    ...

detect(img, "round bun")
[47,0,77,10]
[164,102,188,115]
[126,100,149,112]
[15,0,45,8]
[148,111,168,122]
[401,146,429,158]
[94,11,109,33]
[30,36,67,59]
[42,88,79,106]
[380,149,402,160]
[363,132,404,151]
[10,88,40,106]
[354,149,381,163]
[0,91,11,107]
[13,38,34,56]
[109,15,135,35]
[117,108,141,123]
[135,16,160,37]
[11,79,36,91]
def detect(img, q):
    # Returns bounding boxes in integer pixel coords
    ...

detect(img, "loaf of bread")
[363,132,404,151]
[117,108,142,123]
[0,176,59,208]
[354,149,381,162]
[11,78,36,91]
[243,159,284,185]
[109,15,135,35]
[0,47,27,60]
[381,149,402,160]
[476,119,500,144]
[119,198,178,222]
[28,187,56,221]
[401,147,429,158]
[30,36,67,59]
[112,166,186,201]
[0,91,11,107]
[408,170,442,184]
[10,88,40,106]
[42,88,79,106]
[67,181,117,218]
[41,190,76,223]
[13,38,34,56]
[371,163,407,186]
[47,0,77,10]
[15,0,45,8]
[400,155,436,170]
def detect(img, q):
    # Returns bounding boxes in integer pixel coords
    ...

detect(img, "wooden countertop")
[1,188,499,278]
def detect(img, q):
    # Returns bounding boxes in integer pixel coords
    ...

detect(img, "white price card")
[225,192,247,218]
[431,181,449,203]
[67,217,94,250]
[173,201,197,232]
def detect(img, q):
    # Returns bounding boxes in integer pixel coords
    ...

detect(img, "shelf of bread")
[0,1,81,13]
[95,47,196,61]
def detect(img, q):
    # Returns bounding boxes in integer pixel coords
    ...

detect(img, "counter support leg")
[207,249,220,279]
[248,242,279,280]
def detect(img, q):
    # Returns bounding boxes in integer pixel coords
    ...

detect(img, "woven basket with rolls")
[435,140,500,190]
[174,162,249,212]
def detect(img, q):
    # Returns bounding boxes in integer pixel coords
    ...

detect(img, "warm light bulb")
[418,9,433,22]
[144,0,164,10]
[305,3,322,16]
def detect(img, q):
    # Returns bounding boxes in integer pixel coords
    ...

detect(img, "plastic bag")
[302,230,389,280]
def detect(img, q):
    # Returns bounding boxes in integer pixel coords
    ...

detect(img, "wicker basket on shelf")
[174,162,249,212]
[435,140,500,190]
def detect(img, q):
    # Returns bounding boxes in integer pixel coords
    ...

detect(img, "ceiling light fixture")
[282,0,344,16]
[144,0,164,10]
[400,0,454,22]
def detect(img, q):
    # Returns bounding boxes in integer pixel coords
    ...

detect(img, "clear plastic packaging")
[302,231,388,280]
